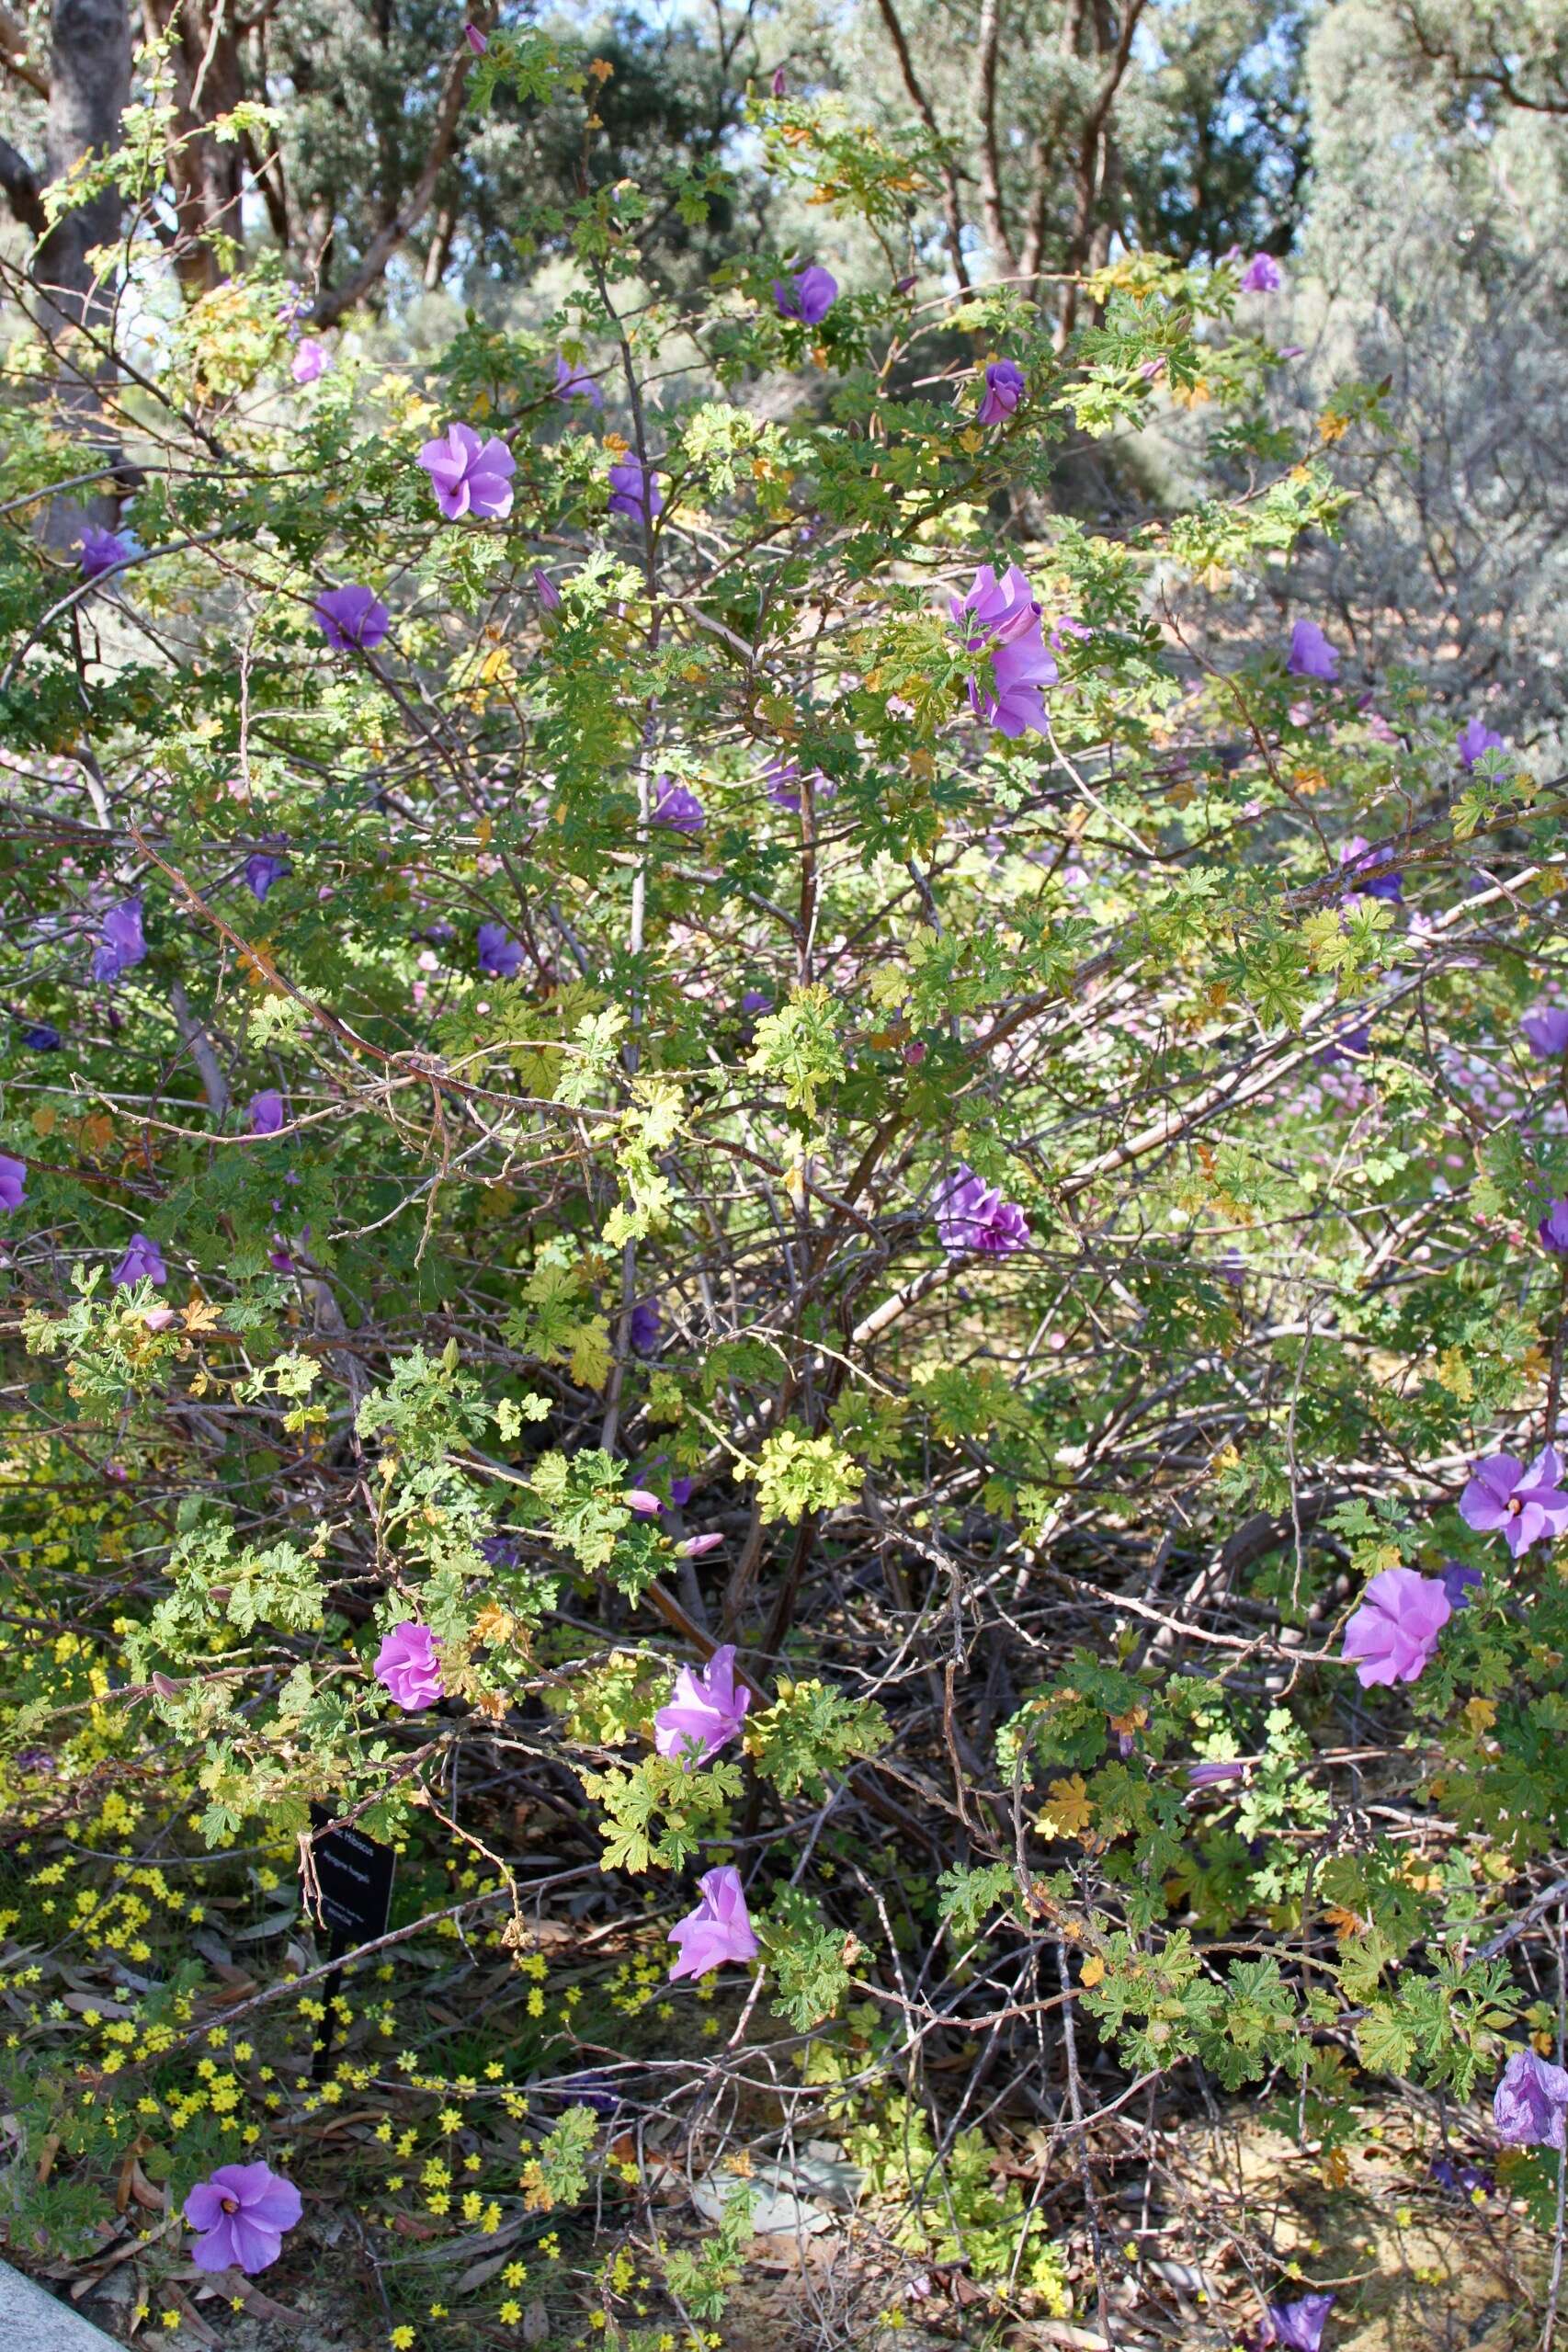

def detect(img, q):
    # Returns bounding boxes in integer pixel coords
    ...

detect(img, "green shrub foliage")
[0,38,1565,2349]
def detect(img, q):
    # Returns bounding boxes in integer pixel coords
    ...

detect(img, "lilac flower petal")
[975,358,1026,425]
[477,922,524,978]
[94,896,146,983]
[375,1620,444,1710]
[654,1644,750,1765]
[315,585,390,652]
[1287,620,1338,681]
[1457,717,1505,770]
[951,564,1056,739]
[552,356,603,409]
[1523,1008,1568,1060]
[651,778,704,835]
[78,526,141,580]
[608,457,664,522]
[1339,1566,1450,1687]
[183,2162,300,2277]
[1264,2291,1333,2352]
[667,1864,758,1979]
[417,423,516,522]
[1494,2048,1568,2149]
[772,265,838,324]
[933,1163,1030,1258]
[111,1233,167,1289]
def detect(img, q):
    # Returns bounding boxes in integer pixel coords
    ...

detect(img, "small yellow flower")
[391,2331,415,2350]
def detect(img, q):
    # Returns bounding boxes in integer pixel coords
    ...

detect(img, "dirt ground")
[32,2102,1552,2352]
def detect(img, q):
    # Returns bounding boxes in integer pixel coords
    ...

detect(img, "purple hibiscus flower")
[374,1620,444,1710]
[629,1299,661,1356]
[668,1474,694,1506]
[552,356,603,408]
[1260,2292,1333,2351]
[78,525,141,580]
[532,566,561,611]
[770,63,787,95]
[477,922,525,979]
[249,1089,285,1137]
[112,1233,167,1288]
[290,338,328,385]
[763,756,835,812]
[668,1865,759,1981]
[654,1643,751,1767]
[1287,620,1339,681]
[1241,253,1283,294]
[1440,1560,1483,1611]
[244,849,290,901]
[950,563,1058,740]
[1339,1567,1451,1687]
[772,264,837,324]
[608,457,664,522]
[94,896,146,983]
[183,2161,301,2275]
[1317,1017,1371,1067]
[1494,2048,1568,2149]
[1540,1199,1568,1253]
[976,359,1026,425]
[1460,1447,1568,1559]
[18,1022,61,1051]
[676,1531,723,1558]
[418,422,516,522]
[314,585,390,652]
[627,1488,661,1517]
[1429,2153,1493,2197]
[0,1154,26,1210]
[480,1530,521,1570]
[1523,1007,1568,1060]
[652,778,705,835]
[1458,717,1506,770]
[1187,1758,1248,1789]
[464,21,487,52]
[933,1163,1030,1259]
[1338,835,1403,904]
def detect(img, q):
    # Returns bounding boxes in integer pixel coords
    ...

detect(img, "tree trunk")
[33,0,131,551]
[141,0,246,295]
[423,200,458,290]
[34,0,131,326]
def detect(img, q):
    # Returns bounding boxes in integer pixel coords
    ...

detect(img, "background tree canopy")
[2,3,1568,2349]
